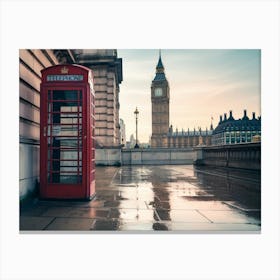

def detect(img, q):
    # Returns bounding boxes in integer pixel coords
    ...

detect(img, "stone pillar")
[73,49,123,148]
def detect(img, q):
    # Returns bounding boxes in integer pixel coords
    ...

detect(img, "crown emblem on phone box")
[61,66,69,74]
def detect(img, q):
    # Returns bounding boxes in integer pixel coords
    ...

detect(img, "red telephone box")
[40,64,95,200]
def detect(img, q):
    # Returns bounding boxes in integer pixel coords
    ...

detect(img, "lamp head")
[134,107,139,115]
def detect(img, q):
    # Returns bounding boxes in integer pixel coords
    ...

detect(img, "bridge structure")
[194,142,261,170]
[119,142,261,170]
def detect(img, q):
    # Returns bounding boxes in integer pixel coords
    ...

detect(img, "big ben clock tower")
[151,52,170,148]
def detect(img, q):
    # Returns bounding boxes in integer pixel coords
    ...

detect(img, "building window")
[230,132,235,144]
[241,131,246,143]
[225,132,229,144]
[247,132,251,142]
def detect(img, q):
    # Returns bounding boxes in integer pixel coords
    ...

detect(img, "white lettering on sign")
[47,75,84,82]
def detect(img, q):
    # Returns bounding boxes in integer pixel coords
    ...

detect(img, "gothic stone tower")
[151,53,170,148]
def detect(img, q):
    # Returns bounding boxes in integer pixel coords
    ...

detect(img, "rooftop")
[213,110,261,134]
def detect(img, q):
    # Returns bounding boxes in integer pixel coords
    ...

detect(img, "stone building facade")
[119,118,126,146]
[20,49,61,198]
[72,50,123,147]
[211,110,261,145]
[167,126,212,148]
[19,49,123,199]
[150,53,212,148]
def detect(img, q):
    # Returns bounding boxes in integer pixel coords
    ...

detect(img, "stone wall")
[194,142,261,170]
[122,148,195,165]
[19,49,59,200]
[19,143,40,199]
[96,148,122,166]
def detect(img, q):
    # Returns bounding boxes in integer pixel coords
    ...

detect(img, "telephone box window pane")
[59,175,82,184]
[61,106,82,112]
[51,125,80,136]
[48,137,82,146]
[47,161,82,172]
[60,166,79,172]
[59,160,81,167]
[52,103,80,114]
[59,139,82,148]
[48,124,82,137]
[48,91,52,100]
[58,150,82,160]
[48,164,82,174]
[48,148,81,160]
[46,89,83,185]
[59,113,82,125]
[53,90,77,100]
[48,173,82,184]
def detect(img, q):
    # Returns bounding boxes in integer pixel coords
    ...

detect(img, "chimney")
[242,109,249,120]
[219,115,222,123]
[252,112,256,119]
[229,110,233,118]
[224,113,227,121]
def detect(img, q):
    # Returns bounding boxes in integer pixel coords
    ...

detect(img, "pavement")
[20,165,261,232]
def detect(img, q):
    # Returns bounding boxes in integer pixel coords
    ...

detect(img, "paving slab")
[45,217,94,230]
[20,205,49,217]
[198,210,260,225]
[41,206,110,219]
[156,209,211,223]
[90,219,120,231]
[20,216,55,230]
[109,208,158,221]
[20,165,261,232]
[41,207,73,217]
[118,222,157,231]
[167,222,261,231]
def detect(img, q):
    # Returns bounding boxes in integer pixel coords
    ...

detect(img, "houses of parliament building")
[151,53,213,148]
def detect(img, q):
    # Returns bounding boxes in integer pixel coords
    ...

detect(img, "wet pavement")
[20,165,261,232]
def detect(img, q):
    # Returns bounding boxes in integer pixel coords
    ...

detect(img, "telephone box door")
[40,65,95,199]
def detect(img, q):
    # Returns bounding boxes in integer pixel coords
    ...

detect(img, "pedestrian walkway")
[20,165,261,232]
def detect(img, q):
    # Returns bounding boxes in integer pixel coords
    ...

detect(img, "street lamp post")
[134,107,139,148]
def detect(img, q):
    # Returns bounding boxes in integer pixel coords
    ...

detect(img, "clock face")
[154,87,163,97]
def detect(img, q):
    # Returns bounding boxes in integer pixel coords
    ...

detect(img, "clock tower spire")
[151,51,170,148]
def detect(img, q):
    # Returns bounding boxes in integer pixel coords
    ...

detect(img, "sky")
[118,49,261,144]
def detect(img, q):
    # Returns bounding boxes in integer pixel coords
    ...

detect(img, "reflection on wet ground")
[20,165,261,232]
